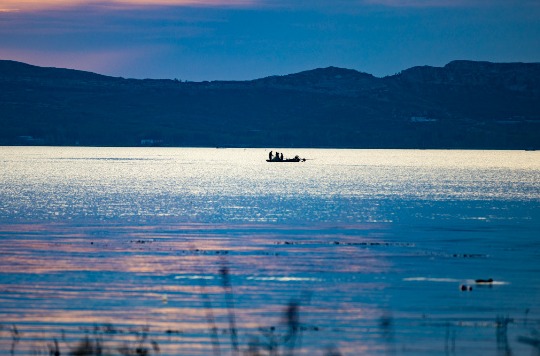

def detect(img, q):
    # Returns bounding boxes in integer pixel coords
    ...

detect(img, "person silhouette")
[269,151,273,160]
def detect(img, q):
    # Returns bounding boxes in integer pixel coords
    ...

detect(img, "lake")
[1,147,539,355]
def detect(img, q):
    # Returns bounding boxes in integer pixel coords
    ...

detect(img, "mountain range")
[1,59,539,149]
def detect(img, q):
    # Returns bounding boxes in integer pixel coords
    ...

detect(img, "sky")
[1,0,540,81]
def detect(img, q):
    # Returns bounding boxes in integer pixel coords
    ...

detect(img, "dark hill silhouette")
[1,59,539,148]
[251,66,381,95]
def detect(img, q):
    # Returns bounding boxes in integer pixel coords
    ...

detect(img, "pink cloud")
[0,0,258,12]
[2,0,535,12]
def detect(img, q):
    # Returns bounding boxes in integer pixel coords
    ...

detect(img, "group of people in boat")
[268,151,284,161]
[268,151,305,162]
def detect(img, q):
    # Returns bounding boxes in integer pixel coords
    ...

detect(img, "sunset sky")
[1,0,539,81]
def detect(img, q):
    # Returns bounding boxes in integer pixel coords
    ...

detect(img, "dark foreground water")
[1,147,539,355]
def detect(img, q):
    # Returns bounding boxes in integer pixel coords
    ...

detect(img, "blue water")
[0,147,539,355]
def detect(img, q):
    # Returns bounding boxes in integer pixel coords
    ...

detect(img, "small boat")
[266,158,306,162]
[266,155,306,163]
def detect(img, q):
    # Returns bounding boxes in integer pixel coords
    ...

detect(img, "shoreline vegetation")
[0,265,334,356]
[1,267,539,355]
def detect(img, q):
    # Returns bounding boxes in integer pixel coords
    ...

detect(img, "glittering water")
[0,147,539,355]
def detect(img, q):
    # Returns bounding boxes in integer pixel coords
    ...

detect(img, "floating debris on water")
[475,278,494,284]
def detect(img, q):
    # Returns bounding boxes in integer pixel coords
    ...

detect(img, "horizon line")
[3,58,539,82]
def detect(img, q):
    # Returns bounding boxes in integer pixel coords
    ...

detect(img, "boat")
[266,157,306,162]
[266,154,306,162]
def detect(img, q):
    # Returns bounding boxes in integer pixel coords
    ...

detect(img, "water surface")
[0,147,539,355]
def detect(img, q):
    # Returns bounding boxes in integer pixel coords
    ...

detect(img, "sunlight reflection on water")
[1,147,539,224]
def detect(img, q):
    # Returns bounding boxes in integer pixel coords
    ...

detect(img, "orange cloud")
[0,0,258,12]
